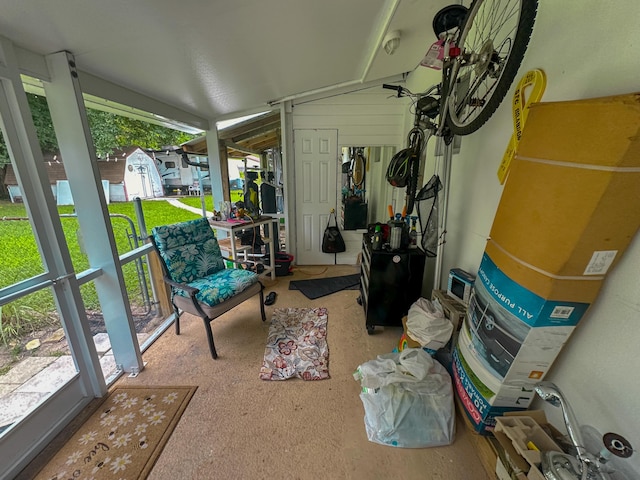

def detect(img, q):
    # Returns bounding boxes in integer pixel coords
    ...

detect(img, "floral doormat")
[35,385,197,480]
[260,307,329,381]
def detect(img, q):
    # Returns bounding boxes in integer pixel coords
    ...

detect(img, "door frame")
[293,128,339,265]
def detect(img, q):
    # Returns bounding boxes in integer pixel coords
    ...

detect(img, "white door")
[294,129,338,265]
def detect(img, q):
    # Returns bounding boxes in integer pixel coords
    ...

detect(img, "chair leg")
[171,302,181,335]
[202,318,218,359]
[259,289,266,321]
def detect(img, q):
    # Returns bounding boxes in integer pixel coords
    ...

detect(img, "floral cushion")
[176,268,259,307]
[152,217,260,306]
[152,217,225,283]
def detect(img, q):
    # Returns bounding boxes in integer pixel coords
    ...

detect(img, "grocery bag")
[353,348,455,448]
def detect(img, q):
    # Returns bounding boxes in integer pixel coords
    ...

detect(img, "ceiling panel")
[0,0,453,123]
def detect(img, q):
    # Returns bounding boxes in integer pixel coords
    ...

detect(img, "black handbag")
[322,210,346,253]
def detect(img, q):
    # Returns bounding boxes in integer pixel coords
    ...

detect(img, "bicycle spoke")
[462,1,520,102]
[446,0,536,134]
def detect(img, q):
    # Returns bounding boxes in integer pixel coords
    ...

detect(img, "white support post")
[0,38,106,477]
[44,51,143,374]
[205,123,226,236]
[0,39,106,394]
[434,140,453,290]
[281,101,295,256]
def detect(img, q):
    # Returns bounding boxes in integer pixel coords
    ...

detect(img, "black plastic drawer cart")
[358,234,426,334]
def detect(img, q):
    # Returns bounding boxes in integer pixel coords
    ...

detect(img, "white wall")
[291,85,407,263]
[406,0,640,473]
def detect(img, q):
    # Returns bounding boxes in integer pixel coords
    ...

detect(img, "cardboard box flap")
[521,93,640,168]
[490,92,640,279]
[495,415,562,473]
[490,161,640,277]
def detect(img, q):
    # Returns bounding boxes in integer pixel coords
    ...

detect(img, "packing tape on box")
[515,155,640,173]
[497,69,547,185]
[487,239,606,281]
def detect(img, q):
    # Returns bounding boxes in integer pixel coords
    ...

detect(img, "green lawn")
[178,191,243,209]
[0,199,204,344]
[176,195,215,213]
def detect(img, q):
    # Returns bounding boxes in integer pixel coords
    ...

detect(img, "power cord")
[294,267,328,276]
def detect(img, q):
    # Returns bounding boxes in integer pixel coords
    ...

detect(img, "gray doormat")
[289,274,360,299]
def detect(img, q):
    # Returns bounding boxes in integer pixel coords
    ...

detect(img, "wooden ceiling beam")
[218,113,280,140]
[249,137,280,151]
[224,140,261,156]
[227,122,281,144]
[182,112,281,156]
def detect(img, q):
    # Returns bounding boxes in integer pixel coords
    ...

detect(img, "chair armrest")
[162,276,200,295]
[163,275,209,318]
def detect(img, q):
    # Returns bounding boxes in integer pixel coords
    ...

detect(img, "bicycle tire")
[405,153,420,215]
[351,150,365,188]
[446,0,538,135]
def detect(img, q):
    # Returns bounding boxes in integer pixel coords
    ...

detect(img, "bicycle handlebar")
[383,83,439,99]
[382,84,404,97]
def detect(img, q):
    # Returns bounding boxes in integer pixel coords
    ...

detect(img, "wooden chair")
[150,217,265,359]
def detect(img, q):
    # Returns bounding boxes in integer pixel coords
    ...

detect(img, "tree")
[0,93,197,163]
[0,92,197,198]
[87,109,196,158]
[0,93,58,166]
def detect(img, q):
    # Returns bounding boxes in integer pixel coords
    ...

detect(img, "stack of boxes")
[431,289,467,365]
[398,291,466,354]
[453,93,640,433]
[432,289,467,332]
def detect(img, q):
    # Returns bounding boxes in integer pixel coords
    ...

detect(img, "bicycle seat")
[417,95,440,119]
[432,5,468,38]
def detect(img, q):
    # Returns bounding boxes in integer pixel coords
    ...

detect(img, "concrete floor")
[20,265,492,480]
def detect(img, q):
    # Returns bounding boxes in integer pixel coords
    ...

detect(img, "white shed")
[3,147,164,203]
[117,147,164,200]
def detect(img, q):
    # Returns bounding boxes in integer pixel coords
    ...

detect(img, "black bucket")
[264,253,294,276]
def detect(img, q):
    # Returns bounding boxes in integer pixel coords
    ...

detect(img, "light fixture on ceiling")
[382,30,401,55]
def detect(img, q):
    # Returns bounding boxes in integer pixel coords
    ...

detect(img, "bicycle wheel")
[351,150,366,188]
[446,0,538,135]
[404,128,426,215]
[405,153,420,215]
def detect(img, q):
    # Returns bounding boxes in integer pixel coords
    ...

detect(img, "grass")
[0,198,204,344]
[10,344,22,358]
[177,195,215,213]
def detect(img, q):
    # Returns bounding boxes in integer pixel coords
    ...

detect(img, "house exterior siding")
[291,85,408,264]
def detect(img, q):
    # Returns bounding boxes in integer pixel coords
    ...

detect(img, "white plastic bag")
[406,297,453,351]
[353,348,455,448]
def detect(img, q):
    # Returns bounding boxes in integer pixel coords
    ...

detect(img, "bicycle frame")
[397,30,464,144]
[435,31,461,138]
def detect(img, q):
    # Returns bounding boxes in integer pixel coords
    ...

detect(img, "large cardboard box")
[490,93,640,302]
[471,253,582,383]
[455,93,640,431]
[451,341,529,434]
[455,93,640,434]
[452,252,588,434]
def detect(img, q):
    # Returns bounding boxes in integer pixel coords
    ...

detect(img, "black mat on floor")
[289,274,360,299]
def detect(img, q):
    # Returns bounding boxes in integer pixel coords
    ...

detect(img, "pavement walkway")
[0,329,149,432]
[164,198,213,217]
[0,198,202,432]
